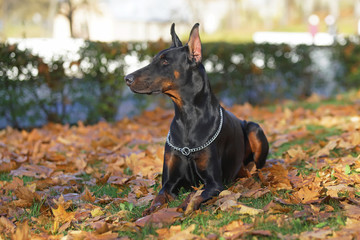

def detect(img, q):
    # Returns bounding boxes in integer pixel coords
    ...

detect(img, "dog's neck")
[169,66,221,148]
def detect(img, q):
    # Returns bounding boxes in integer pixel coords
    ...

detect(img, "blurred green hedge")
[1,39,359,128]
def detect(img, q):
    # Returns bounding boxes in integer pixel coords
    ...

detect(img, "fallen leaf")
[51,203,76,232]
[81,187,96,203]
[236,203,264,215]
[219,199,238,211]
[135,208,182,228]
[184,190,204,215]
[343,203,360,220]
[0,216,16,234]
[12,221,30,240]
[291,186,320,204]
[299,228,332,239]
[221,219,252,239]
[91,207,105,218]
[286,146,307,163]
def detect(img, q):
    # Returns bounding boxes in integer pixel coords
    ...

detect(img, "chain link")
[166,107,223,156]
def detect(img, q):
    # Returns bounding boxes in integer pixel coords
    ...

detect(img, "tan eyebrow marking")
[174,70,180,79]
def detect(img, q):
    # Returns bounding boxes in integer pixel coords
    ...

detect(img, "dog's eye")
[161,59,169,66]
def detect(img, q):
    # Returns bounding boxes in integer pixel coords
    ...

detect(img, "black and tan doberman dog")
[125,23,269,215]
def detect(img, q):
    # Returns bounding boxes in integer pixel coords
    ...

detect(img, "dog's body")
[125,23,269,214]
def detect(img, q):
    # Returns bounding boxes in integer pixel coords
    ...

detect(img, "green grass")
[254,213,346,238]
[107,202,149,220]
[239,193,274,209]
[15,199,46,222]
[295,160,317,176]
[306,125,342,142]
[176,209,243,236]
[22,176,35,184]
[118,226,158,240]
[89,184,122,198]
[0,173,35,184]
[269,139,306,158]
[168,188,191,208]
[78,173,92,181]
[0,173,12,182]
[269,123,343,160]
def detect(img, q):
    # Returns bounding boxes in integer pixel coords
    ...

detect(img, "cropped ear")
[187,23,202,63]
[170,23,183,48]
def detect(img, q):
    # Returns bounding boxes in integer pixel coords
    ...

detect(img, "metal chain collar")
[166,107,223,156]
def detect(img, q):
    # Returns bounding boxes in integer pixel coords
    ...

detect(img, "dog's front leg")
[180,150,224,213]
[143,150,183,216]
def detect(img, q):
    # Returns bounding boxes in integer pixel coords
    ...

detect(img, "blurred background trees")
[1,0,360,41]
[1,0,360,128]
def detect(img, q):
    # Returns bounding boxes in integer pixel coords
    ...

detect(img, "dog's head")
[124,23,203,103]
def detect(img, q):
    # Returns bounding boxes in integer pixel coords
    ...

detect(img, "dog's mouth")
[130,88,161,95]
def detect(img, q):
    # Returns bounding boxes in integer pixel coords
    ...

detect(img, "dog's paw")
[142,206,157,216]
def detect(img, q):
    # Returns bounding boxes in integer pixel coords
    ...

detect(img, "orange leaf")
[12,221,30,240]
[291,186,320,204]
[51,203,76,224]
[81,187,96,203]
[0,216,16,234]
[135,208,182,228]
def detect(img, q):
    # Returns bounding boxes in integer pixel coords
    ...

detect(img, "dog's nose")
[124,74,134,86]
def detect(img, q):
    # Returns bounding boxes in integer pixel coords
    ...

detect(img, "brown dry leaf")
[58,221,71,233]
[263,201,291,214]
[135,208,182,228]
[286,146,307,163]
[0,216,16,234]
[313,140,338,158]
[136,193,155,207]
[67,230,119,240]
[343,203,360,220]
[291,186,320,204]
[156,224,200,240]
[332,218,360,238]
[51,203,76,232]
[298,227,333,240]
[96,172,112,185]
[156,226,181,240]
[53,194,73,210]
[219,199,238,211]
[3,177,23,191]
[90,221,110,234]
[216,190,241,210]
[350,131,360,146]
[81,187,96,203]
[266,163,292,190]
[235,203,264,215]
[242,188,270,198]
[221,219,252,239]
[13,185,41,207]
[184,189,204,215]
[0,160,18,172]
[10,164,53,179]
[108,175,130,186]
[12,221,30,240]
[326,184,355,198]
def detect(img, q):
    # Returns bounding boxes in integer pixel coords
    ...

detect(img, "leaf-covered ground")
[1,91,360,240]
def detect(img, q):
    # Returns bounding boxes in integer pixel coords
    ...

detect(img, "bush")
[1,38,359,128]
